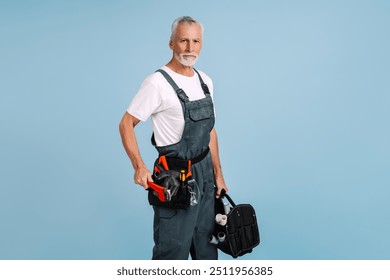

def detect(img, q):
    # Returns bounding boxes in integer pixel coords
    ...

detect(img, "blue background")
[1,0,389,260]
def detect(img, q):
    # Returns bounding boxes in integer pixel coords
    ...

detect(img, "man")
[119,16,228,260]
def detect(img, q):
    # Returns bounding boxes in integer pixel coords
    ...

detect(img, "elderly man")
[119,16,228,260]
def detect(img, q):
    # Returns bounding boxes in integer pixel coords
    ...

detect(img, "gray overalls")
[151,69,217,260]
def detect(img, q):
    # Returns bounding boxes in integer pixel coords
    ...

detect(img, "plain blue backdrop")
[1,0,389,260]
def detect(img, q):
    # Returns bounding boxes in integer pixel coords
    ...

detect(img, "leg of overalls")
[152,206,193,259]
[152,153,217,260]
[190,153,217,260]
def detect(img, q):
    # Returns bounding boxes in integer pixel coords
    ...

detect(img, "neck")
[166,59,194,77]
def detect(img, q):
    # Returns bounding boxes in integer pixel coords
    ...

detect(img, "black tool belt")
[147,148,209,209]
[163,147,209,170]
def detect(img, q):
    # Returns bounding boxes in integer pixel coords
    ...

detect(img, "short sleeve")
[127,79,162,122]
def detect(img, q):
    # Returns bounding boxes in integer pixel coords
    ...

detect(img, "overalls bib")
[151,69,217,260]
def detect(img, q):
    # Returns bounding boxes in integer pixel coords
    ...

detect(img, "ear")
[169,39,173,50]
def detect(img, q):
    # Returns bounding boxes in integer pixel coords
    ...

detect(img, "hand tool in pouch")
[147,155,192,209]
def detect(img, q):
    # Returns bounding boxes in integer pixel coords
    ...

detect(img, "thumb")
[215,188,221,198]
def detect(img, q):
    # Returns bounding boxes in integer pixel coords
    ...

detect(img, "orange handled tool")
[147,181,170,202]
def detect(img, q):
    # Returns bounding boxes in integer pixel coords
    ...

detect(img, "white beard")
[177,53,199,67]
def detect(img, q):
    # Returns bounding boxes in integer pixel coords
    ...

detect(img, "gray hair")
[171,16,204,39]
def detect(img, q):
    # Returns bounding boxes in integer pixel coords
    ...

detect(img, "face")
[170,22,202,67]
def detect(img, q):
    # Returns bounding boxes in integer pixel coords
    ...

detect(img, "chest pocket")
[188,104,214,122]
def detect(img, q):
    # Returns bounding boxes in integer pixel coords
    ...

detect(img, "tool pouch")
[147,156,191,209]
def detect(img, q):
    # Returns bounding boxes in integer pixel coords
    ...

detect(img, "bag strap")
[224,193,236,207]
[219,189,236,207]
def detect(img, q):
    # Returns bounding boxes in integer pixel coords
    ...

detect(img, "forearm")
[119,112,146,170]
[119,112,152,189]
[209,128,228,196]
[209,128,224,179]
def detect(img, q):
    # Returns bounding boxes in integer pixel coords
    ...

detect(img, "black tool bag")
[214,193,260,258]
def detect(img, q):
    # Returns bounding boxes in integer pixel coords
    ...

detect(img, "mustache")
[179,53,198,59]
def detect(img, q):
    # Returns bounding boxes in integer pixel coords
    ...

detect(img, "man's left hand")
[215,176,228,199]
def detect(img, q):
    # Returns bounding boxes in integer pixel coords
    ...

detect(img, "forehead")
[174,22,202,38]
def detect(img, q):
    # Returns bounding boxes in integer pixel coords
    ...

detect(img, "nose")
[186,41,193,52]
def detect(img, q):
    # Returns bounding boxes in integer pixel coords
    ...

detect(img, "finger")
[134,175,146,189]
[141,177,150,190]
[134,177,142,186]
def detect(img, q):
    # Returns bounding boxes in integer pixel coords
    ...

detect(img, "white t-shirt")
[127,66,214,147]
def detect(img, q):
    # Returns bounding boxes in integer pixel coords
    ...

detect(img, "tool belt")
[147,148,209,209]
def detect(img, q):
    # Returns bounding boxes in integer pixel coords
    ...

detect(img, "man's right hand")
[134,167,153,189]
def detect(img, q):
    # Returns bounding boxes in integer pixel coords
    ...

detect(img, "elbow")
[119,116,127,136]
[119,112,139,136]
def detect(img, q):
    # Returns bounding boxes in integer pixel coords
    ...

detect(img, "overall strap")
[193,68,211,95]
[152,69,189,147]
[156,69,189,102]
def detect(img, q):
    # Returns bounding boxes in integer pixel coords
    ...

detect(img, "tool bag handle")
[219,190,236,208]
